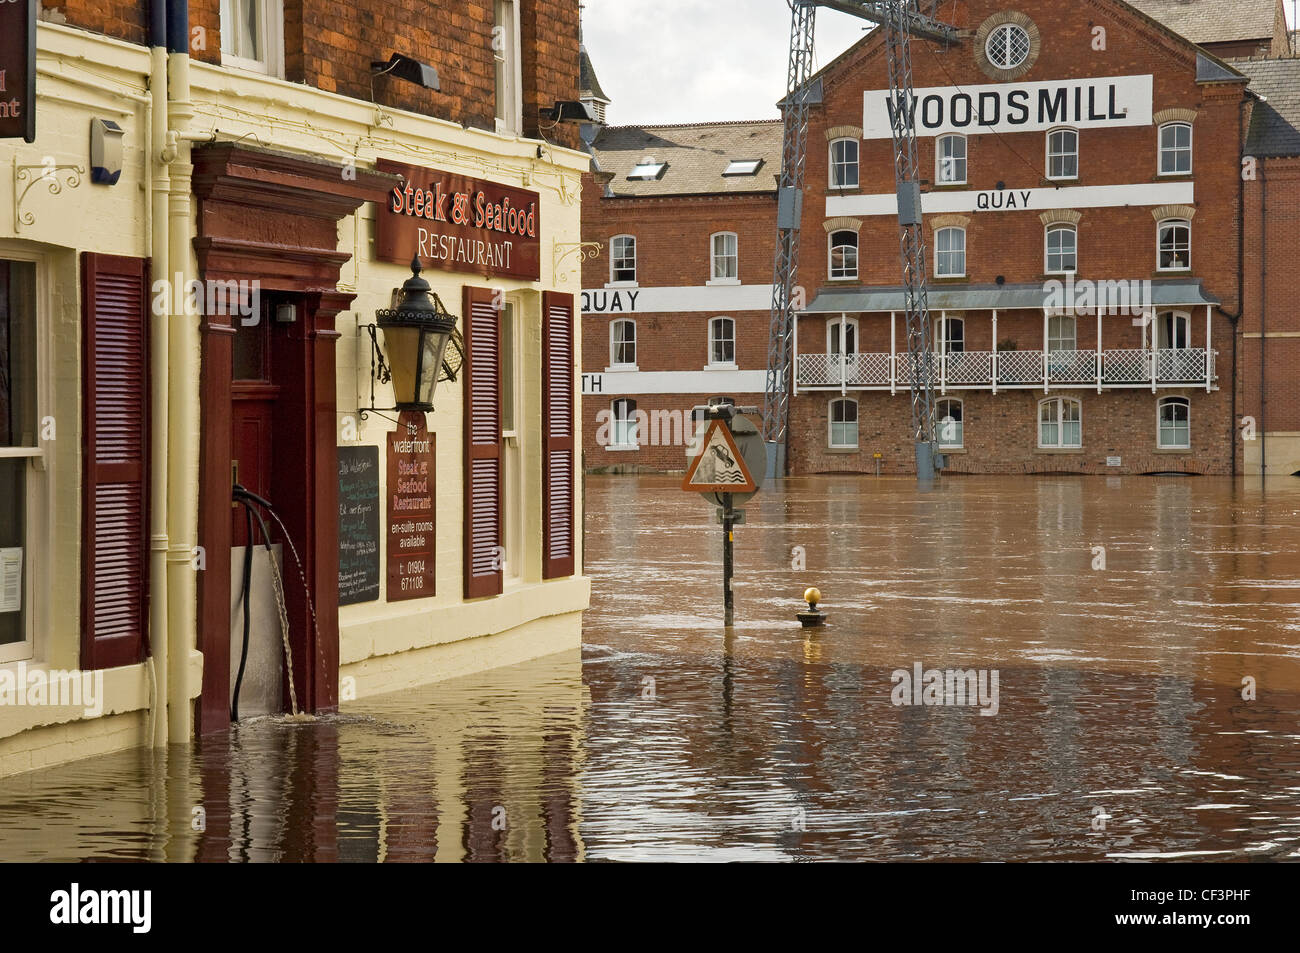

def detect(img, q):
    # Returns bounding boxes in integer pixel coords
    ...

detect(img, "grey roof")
[591,121,784,197]
[804,280,1220,314]
[579,45,609,103]
[1233,57,1300,156]
[1126,0,1279,45]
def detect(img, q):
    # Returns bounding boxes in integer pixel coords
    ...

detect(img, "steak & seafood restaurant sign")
[375,158,541,281]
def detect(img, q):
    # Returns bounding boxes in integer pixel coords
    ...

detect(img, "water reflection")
[0,475,1298,861]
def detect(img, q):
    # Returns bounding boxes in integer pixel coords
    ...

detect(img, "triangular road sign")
[682,419,757,494]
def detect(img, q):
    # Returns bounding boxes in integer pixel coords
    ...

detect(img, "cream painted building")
[0,5,589,776]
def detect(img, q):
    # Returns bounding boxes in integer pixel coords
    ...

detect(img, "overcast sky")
[582,0,1300,127]
[581,0,870,125]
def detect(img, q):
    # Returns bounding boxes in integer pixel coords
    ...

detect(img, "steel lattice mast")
[760,0,818,480]
[761,1,959,482]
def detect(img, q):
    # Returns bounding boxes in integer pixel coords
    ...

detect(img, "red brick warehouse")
[579,0,1300,476]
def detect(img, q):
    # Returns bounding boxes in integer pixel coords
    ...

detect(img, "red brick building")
[582,0,1299,477]
[1234,55,1300,475]
[580,120,782,471]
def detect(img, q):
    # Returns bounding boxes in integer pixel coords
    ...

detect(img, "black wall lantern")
[361,257,462,418]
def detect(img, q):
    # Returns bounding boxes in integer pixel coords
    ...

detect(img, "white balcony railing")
[795,348,1216,391]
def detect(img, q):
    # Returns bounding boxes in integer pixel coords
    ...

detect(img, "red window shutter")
[463,286,502,599]
[80,253,150,670]
[541,291,575,579]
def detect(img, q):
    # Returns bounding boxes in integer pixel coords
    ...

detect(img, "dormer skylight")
[723,159,764,176]
[628,158,668,180]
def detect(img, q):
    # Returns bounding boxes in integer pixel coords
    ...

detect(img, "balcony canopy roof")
[802,280,1220,314]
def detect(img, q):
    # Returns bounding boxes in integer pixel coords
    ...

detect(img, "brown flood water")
[1,474,1299,861]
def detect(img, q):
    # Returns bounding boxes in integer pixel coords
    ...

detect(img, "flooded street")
[3,475,1300,861]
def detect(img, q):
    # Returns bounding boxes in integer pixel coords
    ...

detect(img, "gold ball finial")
[804,587,821,606]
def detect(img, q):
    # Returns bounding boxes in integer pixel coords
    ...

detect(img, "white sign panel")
[582,369,767,395]
[826,181,1194,218]
[582,284,774,315]
[863,75,1154,139]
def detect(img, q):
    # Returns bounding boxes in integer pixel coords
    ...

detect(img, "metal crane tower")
[761,1,960,483]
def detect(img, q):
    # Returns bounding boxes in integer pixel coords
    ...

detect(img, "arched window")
[610,234,637,283]
[1157,311,1191,350]
[935,227,966,277]
[829,398,858,449]
[1039,397,1082,449]
[710,232,738,282]
[829,138,859,189]
[609,318,636,368]
[828,315,859,355]
[611,398,639,448]
[1158,397,1190,449]
[937,134,967,185]
[937,398,963,449]
[709,317,736,366]
[937,314,964,353]
[1045,224,1077,274]
[1046,128,1079,180]
[1157,219,1191,271]
[829,230,859,279]
[1159,122,1193,175]
[1048,313,1077,352]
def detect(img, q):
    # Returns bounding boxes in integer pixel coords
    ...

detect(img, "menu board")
[387,411,436,601]
[337,445,380,606]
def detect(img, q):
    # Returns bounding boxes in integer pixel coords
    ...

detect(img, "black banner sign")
[0,0,36,143]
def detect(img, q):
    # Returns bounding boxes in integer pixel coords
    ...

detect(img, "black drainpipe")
[1217,94,1248,477]
[165,0,187,54]
[149,0,165,48]
[1260,164,1268,478]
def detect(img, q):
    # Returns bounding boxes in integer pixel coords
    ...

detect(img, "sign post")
[683,402,763,626]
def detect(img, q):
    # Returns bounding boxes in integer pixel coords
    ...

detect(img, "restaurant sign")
[375,158,541,281]
[0,0,36,143]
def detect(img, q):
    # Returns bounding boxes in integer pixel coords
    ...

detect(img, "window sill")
[826,187,860,195]
[827,446,859,453]
[706,278,740,287]
[605,281,639,289]
[705,363,739,371]
[827,277,859,283]
[605,445,640,452]
[1156,269,1192,276]
[604,365,639,373]
[932,276,968,283]
[1045,178,1080,186]
[1156,173,1194,180]
[932,183,968,190]
[939,447,966,454]
[1036,447,1084,454]
[1153,447,1192,454]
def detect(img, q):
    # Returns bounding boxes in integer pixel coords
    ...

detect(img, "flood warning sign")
[682,420,757,494]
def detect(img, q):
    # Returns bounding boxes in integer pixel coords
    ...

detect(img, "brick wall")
[582,392,732,473]
[580,186,777,470]
[41,0,149,47]
[581,189,776,288]
[802,0,1243,299]
[1239,157,1300,437]
[788,0,1246,476]
[521,0,581,150]
[43,0,581,139]
[789,387,1233,476]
